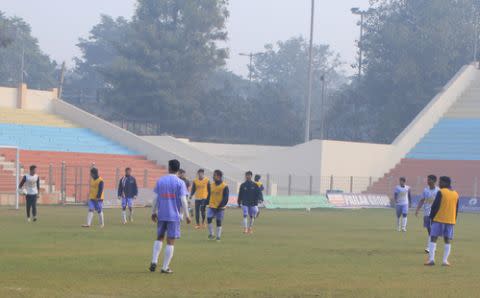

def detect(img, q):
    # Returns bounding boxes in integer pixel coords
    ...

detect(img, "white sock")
[243,217,248,229]
[402,217,407,229]
[87,211,94,226]
[162,245,174,270]
[122,211,127,223]
[426,236,431,249]
[216,226,222,238]
[208,223,214,236]
[151,240,162,264]
[443,244,451,264]
[249,216,255,228]
[428,242,437,262]
[397,217,401,229]
[99,212,104,226]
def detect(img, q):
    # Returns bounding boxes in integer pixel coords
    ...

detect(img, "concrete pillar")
[52,88,59,99]
[17,83,27,109]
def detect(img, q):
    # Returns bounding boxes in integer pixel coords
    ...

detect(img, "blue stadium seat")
[0,124,136,155]
[407,118,480,160]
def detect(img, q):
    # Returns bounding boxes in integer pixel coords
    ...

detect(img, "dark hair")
[399,177,406,182]
[254,174,261,181]
[439,176,451,187]
[90,167,99,176]
[427,175,437,182]
[125,167,131,172]
[169,160,180,173]
[197,169,205,174]
[30,165,37,171]
[245,171,253,176]
[214,169,223,178]
[178,169,186,174]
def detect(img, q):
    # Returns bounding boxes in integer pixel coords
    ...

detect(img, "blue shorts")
[88,200,103,213]
[423,216,432,229]
[207,208,225,220]
[395,204,408,217]
[242,206,258,217]
[121,197,134,209]
[430,222,455,239]
[157,221,181,239]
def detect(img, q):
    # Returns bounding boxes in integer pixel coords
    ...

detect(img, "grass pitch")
[0,206,479,298]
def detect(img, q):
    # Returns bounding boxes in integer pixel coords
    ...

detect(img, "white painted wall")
[0,87,17,108]
[52,100,242,188]
[25,89,55,111]
[0,86,56,111]
[320,140,391,177]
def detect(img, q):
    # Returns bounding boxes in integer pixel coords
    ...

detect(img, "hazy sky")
[1,0,369,76]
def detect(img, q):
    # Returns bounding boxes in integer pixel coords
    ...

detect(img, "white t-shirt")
[24,174,39,195]
[394,185,410,206]
[422,186,439,216]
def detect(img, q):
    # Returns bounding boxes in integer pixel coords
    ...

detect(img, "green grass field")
[0,206,479,298]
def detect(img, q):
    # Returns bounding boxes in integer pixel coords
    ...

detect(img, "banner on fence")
[458,197,480,213]
[406,195,480,213]
[327,193,391,208]
[263,195,332,209]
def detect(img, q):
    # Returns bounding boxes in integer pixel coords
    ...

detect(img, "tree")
[251,37,345,144]
[328,0,480,143]
[99,0,229,119]
[63,15,129,105]
[0,12,57,89]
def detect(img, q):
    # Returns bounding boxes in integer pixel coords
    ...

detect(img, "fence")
[0,163,164,206]
[3,163,480,206]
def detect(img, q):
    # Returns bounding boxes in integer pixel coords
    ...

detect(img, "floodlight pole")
[239,52,264,83]
[15,147,19,210]
[351,8,371,77]
[305,0,315,143]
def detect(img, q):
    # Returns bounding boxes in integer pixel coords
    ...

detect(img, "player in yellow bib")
[206,170,229,241]
[190,169,210,229]
[82,168,105,228]
[425,176,459,266]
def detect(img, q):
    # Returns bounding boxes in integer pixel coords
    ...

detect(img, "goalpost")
[0,146,20,210]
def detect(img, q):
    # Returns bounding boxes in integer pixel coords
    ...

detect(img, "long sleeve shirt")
[117,175,138,198]
[237,180,261,207]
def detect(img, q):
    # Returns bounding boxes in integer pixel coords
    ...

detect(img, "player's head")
[178,169,186,178]
[439,176,451,189]
[197,169,205,179]
[245,171,253,181]
[427,175,437,187]
[254,174,261,182]
[399,177,406,186]
[125,167,131,176]
[90,167,99,179]
[168,159,180,174]
[29,165,37,175]
[213,169,223,182]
